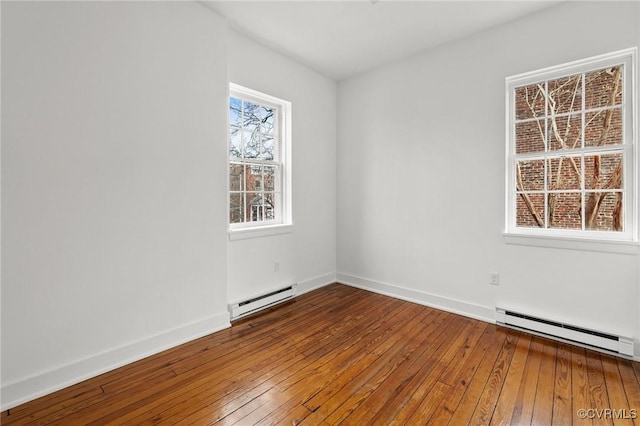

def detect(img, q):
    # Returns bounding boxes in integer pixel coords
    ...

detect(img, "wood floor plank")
[489,333,532,426]
[531,338,558,426]
[552,343,574,426]
[437,320,490,387]
[616,358,640,425]
[467,331,518,425]
[181,310,416,424]
[440,327,511,425]
[632,362,640,384]
[587,351,615,426]
[212,386,275,426]
[3,283,639,426]
[505,336,545,426]
[345,317,478,425]
[306,306,445,423]
[310,302,428,390]
[239,302,432,425]
[367,318,483,425]
[249,386,316,425]
[301,307,448,420]
[601,354,635,426]
[570,346,594,426]
[172,378,277,425]
[411,324,501,426]
[401,380,450,425]
[275,297,406,391]
[384,319,487,423]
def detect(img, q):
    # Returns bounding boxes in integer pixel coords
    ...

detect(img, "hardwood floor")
[3,283,639,425]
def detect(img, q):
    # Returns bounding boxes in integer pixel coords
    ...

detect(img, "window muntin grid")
[229,85,290,229]
[506,49,636,242]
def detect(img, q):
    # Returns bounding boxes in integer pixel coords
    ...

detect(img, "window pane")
[230,193,244,224]
[547,74,582,115]
[264,166,276,192]
[242,100,261,159]
[585,66,623,109]
[247,192,262,222]
[516,193,544,228]
[246,165,262,192]
[243,129,259,159]
[264,193,276,221]
[244,191,276,222]
[515,83,545,120]
[230,126,242,158]
[548,157,581,190]
[585,192,623,231]
[516,160,544,191]
[584,153,622,190]
[548,114,581,151]
[584,108,623,147]
[515,120,545,154]
[229,97,242,127]
[229,98,242,157]
[261,107,275,137]
[547,192,581,229]
[229,163,245,192]
[252,176,263,192]
[259,136,274,160]
[243,100,260,121]
[258,107,275,160]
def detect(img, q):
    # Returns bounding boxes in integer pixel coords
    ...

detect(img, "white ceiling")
[202,0,562,81]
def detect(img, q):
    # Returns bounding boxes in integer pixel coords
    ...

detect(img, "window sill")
[503,233,640,255]
[228,224,294,241]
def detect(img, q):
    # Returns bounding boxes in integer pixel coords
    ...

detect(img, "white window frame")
[504,48,638,252]
[228,83,292,240]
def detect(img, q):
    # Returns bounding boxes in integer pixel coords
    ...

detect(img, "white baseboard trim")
[1,311,231,411]
[296,272,336,295]
[337,272,494,324]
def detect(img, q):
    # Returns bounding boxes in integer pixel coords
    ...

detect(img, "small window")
[505,48,637,243]
[229,84,291,232]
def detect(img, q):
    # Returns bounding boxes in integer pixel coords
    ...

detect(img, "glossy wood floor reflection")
[3,284,640,425]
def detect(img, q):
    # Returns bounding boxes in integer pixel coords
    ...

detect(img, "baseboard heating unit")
[496,308,634,358]
[229,284,298,320]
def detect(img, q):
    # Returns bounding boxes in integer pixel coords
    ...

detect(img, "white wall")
[226,30,337,303]
[1,1,229,409]
[2,0,637,412]
[337,1,640,355]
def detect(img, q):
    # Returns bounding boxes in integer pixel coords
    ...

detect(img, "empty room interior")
[2,0,640,424]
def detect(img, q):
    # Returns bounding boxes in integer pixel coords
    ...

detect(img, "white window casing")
[504,48,638,252]
[228,83,293,239]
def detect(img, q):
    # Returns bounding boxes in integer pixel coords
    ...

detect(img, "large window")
[228,84,291,233]
[506,49,637,243]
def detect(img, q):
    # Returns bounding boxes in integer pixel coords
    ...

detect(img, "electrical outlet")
[274,262,280,272]
[489,272,500,286]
